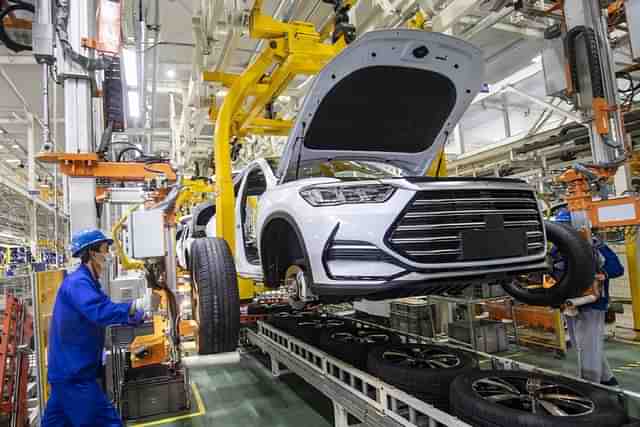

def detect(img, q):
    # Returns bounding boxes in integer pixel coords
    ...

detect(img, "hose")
[111,204,145,271]
[55,0,112,71]
[565,26,605,99]
[0,2,34,53]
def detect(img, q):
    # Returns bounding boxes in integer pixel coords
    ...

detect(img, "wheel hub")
[472,376,595,417]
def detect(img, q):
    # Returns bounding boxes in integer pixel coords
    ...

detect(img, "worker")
[554,208,624,386]
[42,229,148,426]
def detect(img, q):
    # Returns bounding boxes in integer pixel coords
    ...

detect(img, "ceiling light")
[12,144,19,148]
[531,54,542,63]
[122,48,138,88]
[5,159,20,163]
[128,90,140,118]
[217,88,228,97]
[167,69,176,79]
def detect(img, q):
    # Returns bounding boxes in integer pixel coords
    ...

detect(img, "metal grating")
[387,189,545,263]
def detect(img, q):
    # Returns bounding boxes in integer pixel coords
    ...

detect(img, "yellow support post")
[625,230,640,337]
[213,48,276,252]
[426,150,447,177]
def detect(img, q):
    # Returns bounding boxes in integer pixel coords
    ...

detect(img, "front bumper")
[299,178,548,298]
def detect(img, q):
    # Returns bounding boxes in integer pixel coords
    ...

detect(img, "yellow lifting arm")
[212,3,350,251]
[111,204,145,271]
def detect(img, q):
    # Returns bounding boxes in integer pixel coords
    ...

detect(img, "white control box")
[110,273,145,302]
[128,209,166,258]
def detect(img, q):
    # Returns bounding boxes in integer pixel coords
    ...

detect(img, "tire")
[367,344,476,410]
[319,327,401,369]
[502,221,595,306]
[191,237,240,354]
[269,310,317,334]
[290,316,351,344]
[450,369,628,427]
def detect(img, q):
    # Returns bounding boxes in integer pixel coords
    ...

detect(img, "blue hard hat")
[554,208,572,223]
[70,229,113,257]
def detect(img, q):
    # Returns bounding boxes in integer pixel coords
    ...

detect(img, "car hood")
[278,30,484,179]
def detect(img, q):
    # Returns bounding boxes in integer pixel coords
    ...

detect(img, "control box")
[128,209,166,258]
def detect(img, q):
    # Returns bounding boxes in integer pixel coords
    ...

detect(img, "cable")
[116,146,145,162]
[55,0,113,71]
[0,2,34,53]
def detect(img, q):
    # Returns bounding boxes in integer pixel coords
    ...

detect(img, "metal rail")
[247,322,472,427]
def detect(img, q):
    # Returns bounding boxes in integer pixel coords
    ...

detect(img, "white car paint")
[224,30,549,301]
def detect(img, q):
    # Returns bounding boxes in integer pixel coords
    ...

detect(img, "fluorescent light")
[12,144,19,148]
[5,159,20,163]
[128,90,140,117]
[166,68,176,79]
[122,48,138,88]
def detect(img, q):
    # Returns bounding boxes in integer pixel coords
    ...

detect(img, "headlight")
[299,184,396,206]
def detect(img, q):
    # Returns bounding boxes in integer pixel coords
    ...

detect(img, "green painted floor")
[492,338,640,392]
[128,351,334,427]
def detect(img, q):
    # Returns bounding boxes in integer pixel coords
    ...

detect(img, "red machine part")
[0,295,34,426]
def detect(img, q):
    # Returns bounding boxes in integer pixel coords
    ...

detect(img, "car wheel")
[501,220,595,306]
[191,237,240,354]
[450,369,628,427]
[269,310,317,334]
[367,344,476,410]
[319,327,401,369]
[291,316,351,344]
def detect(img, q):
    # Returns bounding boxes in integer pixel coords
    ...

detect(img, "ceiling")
[0,0,582,242]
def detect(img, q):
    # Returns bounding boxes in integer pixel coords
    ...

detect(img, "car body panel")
[277,29,484,179]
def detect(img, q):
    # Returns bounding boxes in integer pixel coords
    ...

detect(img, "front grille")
[386,189,545,263]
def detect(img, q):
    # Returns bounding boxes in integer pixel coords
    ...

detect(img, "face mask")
[94,252,113,269]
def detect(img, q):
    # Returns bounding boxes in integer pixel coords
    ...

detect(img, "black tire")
[502,221,595,306]
[450,369,628,427]
[191,237,240,354]
[367,344,476,410]
[290,316,351,344]
[269,310,317,334]
[319,327,401,369]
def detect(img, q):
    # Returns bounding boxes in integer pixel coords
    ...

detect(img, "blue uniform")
[42,264,132,426]
[551,237,624,309]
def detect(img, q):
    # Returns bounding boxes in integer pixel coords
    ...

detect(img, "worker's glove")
[129,292,160,315]
[128,309,145,326]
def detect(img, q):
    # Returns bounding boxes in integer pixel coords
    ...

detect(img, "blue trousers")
[42,380,123,427]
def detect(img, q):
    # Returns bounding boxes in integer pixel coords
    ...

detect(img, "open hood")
[278,30,484,179]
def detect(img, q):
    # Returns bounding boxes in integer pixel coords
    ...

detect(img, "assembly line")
[1,0,640,426]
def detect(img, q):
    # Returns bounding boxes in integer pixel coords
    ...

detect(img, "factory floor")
[128,350,333,427]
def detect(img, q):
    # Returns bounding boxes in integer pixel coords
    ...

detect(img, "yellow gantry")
[209,0,352,253]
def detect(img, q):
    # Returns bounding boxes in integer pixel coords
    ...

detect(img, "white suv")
[205,30,594,307]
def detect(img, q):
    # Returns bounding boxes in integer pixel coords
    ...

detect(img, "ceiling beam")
[458,15,544,38]
[432,0,482,32]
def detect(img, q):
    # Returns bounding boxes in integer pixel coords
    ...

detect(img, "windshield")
[297,160,406,179]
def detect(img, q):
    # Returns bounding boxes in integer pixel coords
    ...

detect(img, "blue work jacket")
[552,238,624,311]
[47,264,132,383]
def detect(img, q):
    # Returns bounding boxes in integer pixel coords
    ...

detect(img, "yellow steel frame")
[210,0,349,256]
[175,178,215,218]
[111,204,145,271]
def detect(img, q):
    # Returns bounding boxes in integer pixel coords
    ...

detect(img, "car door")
[234,160,276,280]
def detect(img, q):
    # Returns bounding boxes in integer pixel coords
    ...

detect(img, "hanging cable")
[55,0,113,71]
